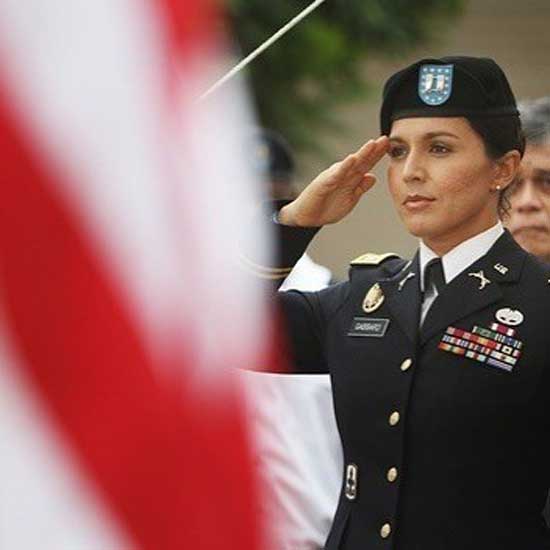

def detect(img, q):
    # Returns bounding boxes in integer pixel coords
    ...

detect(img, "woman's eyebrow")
[389,131,460,142]
[424,131,460,140]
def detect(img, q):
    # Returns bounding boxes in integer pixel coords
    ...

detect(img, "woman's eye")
[388,146,406,159]
[430,143,450,154]
[538,176,550,193]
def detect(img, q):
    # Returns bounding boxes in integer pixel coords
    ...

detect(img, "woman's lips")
[403,195,435,211]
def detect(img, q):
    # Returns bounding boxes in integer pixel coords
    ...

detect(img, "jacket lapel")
[379,252,422,346]
[419,230,527,346]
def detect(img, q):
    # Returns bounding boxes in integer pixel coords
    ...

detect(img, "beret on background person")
[250,128,296,194]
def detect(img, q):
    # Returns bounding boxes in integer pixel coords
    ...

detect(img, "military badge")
[468,270,491,290]
[495,308,524,326]
[493,263,509,275]
[418,64,453,106]
[362,283,384,313]
[438,322,524,373]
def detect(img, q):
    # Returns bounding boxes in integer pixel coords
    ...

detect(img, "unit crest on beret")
[350,252,400,266]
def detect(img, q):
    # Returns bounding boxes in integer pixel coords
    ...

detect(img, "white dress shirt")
[279,253,332,292]
[419,222,504,324]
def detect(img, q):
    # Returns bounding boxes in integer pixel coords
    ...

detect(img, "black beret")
[380,56,520,135]
[250,128,295,183]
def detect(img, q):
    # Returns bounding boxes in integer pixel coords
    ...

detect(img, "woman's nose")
[402,152,426,183]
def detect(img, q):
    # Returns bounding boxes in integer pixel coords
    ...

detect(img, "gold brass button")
[389,411,400,426]
[386,467,398,482]
[400,358,412,371]
[380,523,392,539]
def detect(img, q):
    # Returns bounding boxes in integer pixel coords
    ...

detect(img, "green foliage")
[227,0,464,152]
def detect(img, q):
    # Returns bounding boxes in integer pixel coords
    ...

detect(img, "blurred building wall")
[297,0,550,279]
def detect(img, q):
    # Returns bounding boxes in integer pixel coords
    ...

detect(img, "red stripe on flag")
[157,0,221,55]
[0,72,261,550]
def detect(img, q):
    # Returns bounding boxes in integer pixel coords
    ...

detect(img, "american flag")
[0,0,274,548]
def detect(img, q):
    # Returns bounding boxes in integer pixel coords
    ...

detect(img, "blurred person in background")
[505,97,550,263]
[503,97,550,527]
[241,129,343,550]
[252,128,335,290]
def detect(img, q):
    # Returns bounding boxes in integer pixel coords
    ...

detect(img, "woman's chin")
[400,215,436,240]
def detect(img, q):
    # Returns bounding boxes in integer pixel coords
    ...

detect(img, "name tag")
[348,317,390,338]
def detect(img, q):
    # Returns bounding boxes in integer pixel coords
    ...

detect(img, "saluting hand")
[279,136,389,227]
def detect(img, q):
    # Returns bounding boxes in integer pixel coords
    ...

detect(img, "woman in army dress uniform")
[245,56,550,550]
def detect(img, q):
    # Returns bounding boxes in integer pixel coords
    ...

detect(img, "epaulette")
[350,252,400,267]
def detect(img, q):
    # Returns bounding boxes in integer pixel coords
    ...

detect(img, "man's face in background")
[506,143,550,262]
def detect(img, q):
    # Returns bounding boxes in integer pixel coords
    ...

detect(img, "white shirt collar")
[419,222,504,291]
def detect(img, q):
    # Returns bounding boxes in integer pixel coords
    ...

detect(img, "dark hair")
[518,97,550,146]
[466,115,525,218]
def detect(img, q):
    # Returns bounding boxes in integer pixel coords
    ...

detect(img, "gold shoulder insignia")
[350,252,399,266]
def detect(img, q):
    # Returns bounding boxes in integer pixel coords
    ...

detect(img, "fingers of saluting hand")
[354,173,377,199]
[355,135,390,173]
[339,136,389,179]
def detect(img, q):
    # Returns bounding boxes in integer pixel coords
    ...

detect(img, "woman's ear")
[492,150,521,191]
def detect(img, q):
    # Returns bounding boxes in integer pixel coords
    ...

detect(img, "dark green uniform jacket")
[253,216,550,550]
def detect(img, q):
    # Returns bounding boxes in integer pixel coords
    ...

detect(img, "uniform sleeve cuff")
[272,201,321,269]
[240,200,321,280]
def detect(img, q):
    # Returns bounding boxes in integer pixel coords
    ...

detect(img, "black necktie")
[424,258,446,296]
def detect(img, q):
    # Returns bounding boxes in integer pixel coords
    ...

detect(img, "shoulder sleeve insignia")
[350,252,400,266]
